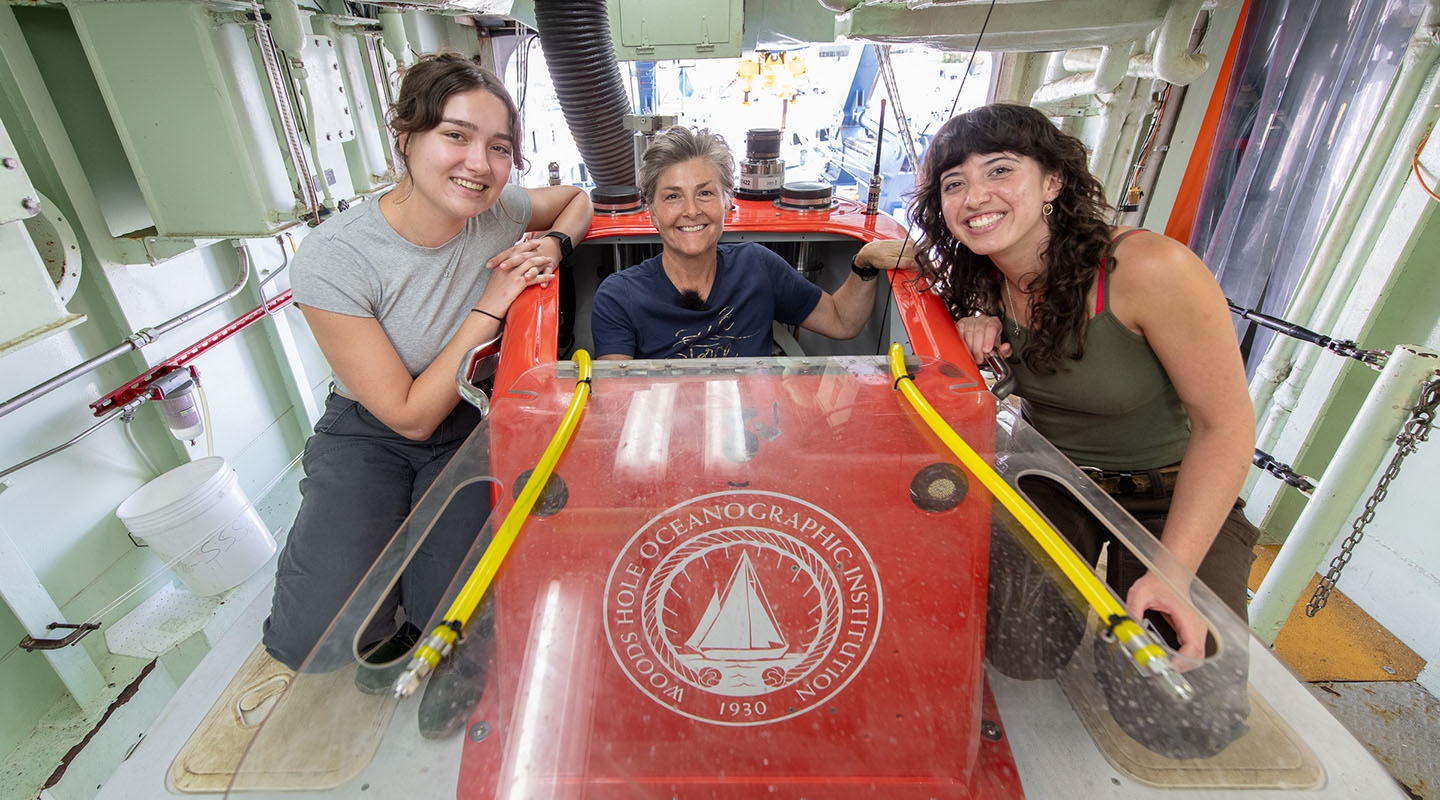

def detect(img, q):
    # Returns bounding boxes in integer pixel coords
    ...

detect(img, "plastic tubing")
[394,350,594,698]
[887,343,1192,700]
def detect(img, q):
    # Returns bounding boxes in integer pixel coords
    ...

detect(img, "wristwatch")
[850,256,880,281]
[542,230,573,261]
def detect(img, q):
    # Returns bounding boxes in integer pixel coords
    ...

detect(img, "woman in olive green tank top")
[909,105,1259,758]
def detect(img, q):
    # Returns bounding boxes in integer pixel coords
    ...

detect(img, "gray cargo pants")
[262,392,489,670]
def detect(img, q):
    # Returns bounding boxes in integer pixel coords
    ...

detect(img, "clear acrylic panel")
[225,355,1397,799]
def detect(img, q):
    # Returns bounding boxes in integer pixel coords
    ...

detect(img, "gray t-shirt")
[291,186,533,392]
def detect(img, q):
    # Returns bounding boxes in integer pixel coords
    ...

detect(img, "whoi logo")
[603,491,882,726]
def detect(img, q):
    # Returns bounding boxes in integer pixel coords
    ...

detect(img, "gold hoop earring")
[1042,202,1054,217]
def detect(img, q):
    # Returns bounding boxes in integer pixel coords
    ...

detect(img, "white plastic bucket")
[115,457,276,596]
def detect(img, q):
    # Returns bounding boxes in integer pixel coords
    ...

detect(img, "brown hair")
[910,104,1112,374]
[389,52,526,172]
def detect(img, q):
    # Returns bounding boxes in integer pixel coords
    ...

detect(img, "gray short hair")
[638,126,735,205]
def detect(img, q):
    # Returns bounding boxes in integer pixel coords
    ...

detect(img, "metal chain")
[1252,448,1318,495]
[1307,374,1440,616]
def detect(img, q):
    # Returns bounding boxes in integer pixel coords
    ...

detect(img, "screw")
[2,157,17,169]
[468,721,492,742]
[21,197,40,212]
[980,720,1002,741]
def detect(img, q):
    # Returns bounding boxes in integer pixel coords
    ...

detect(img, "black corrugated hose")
[533,0,636,187]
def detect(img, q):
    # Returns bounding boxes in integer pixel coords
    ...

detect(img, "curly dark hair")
[389,52,526,172]
[910,104,1113,374]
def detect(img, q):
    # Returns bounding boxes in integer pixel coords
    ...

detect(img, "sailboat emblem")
[685,552,790,661]
[605,491,884,727]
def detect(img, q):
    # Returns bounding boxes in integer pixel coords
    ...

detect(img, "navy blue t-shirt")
[591,242,823,358]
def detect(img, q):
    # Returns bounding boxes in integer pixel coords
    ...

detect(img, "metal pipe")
[1251,9,1440,447]
[1097,78,1146,204]
[0,244,251,419]
[262,0,306,55]
[1144,0,1208,85]
[259,232,295,291]
[1061,47,1103,73]
[1249,345,1440,644]
[1030,41,1135,112]
[1079,73,1133,185]
[1042,49,1070,84]
[92,289,292,415]
[257,233,294,318]
[1125,83,1187,227]
[0,396,149,481]
[379,8,411,67]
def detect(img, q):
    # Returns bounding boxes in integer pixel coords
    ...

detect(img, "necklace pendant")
[1002,280,1023,339]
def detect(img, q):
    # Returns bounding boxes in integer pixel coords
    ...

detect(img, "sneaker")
[354,622,422,696]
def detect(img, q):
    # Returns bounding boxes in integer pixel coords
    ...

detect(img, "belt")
[1079,465,1181,496]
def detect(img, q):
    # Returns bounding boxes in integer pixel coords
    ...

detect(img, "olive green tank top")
[1003,235,1190,470]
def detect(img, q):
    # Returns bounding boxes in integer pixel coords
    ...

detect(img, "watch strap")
[850,257,880,281]
[542,230,573,260]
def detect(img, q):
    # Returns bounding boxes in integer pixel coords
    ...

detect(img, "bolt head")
[21,197,40,211]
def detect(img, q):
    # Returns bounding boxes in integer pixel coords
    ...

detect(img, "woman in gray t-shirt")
[263,54,591,737]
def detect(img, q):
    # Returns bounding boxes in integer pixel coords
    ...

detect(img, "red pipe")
[91,290,294,415]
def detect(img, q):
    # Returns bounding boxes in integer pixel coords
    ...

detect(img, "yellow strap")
[887,344,1190,698]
